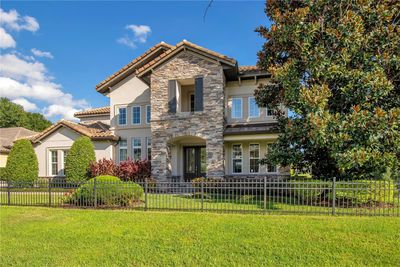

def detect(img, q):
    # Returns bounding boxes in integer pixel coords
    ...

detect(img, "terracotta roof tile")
[96,42,173,92]
[74,106,110,117]
[136,40,237,76]
[0,127,38,153]
[31,120,117,143]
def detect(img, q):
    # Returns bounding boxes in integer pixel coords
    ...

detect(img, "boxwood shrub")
[66,175,143,207]
[65,136,95,183]
[5,139,38,186]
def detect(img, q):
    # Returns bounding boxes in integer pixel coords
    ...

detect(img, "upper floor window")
[118,107,127,126]
[132,106,141,125]
[146,105,151,124]
[132,138,141,161]
[119,140,127,162]
[248,97,260,118]
[231,98,243,119]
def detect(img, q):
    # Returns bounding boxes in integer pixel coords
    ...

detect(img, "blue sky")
[0,1,270,121]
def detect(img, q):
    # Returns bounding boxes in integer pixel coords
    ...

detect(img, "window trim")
[231,143,243,174]
[146,137,151,161]
[119,139,128,162]
[249,143,260,173]
[117,106,127,126]
[132,138,142,161]
[248,97,260,118]
[132,105,141,125]
[231,97,243,119]
[146,105,151,124]
[61,150,68,176]
[49,150,58,176]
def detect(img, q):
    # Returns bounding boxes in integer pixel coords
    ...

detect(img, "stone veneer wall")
[150,51,225,181]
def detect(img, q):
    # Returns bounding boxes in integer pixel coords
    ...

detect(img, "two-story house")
[30,40,288,181]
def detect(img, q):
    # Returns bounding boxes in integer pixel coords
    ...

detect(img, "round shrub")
[5,139,38,186]
[66,175,144,207]
[65,136,95,183]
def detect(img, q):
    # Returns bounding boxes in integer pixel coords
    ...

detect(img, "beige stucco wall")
[78,115,110,125]
[33,127,114,177]
[0,153,8,168]
[225,79,287,124]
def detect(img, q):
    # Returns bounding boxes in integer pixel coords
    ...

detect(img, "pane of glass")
[132,106,141,124]
[146,106,151,123]
[232,98,242,118]
[249,97,260,117]
[200,147,206,173]
[186,148,195,173]
[119,108,126,125]
[190,94,195,112]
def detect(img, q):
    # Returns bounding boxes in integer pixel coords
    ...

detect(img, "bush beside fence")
[0,177,398,216]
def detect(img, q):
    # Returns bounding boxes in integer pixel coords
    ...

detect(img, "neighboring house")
[0,127,38,167]
[31,40,289,180]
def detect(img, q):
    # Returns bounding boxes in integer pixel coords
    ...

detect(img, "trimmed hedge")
[0,167,5,180]
[65,136,95,183]
[5,139,38,186]
[65,175,143,206]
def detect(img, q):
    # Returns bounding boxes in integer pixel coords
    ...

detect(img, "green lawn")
[1,207,399,266]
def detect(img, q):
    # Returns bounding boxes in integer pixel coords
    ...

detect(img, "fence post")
[144,179,148,211]
[93,176,97,209]
[48,178,52,207]
[263,177,267,213]
[332,176,336,215]
[7,181,11,206]
[201,179,204,212]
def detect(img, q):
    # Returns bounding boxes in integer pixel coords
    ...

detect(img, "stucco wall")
[33,127,114,176]
[0,153,8,168]
[78,115,110,125]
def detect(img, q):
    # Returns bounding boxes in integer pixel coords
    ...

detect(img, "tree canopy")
[255,0,399,180]
[0,98,52,132]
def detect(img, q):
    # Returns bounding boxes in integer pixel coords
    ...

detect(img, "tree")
[0,98,52,131]
[5,139,38,185]
[65,136,96,183]
[255,1,399,180]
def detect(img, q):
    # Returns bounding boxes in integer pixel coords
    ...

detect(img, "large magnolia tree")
[255,0,399,179]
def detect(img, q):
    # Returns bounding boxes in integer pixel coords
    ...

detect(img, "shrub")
[118,159,151,181]
[65,136,95,183]
[290,179,331,204]
[66,175,143,206]
[5,139,38,186]
[89,158,119,177]
[0,167,5,180]
[191,177,222,188]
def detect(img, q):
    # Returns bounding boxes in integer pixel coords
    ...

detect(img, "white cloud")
[31,48,53,59]
[117,24,151,49]
[0,53,89,121]
[0,8,39,32]
[0,27,16,48]
[125,25,151,43]
[12,98,38,111]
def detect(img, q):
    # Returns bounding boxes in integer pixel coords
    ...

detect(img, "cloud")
[0,27,16,48]
[126,25,151,43]
[0,53,89,121]
[0,8,39,32]
[31,48,53,59]
[12,98,38,111]
[117,24,151,49]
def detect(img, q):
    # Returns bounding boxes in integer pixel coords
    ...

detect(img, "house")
[31,40,289,180]
[0,127,38,167]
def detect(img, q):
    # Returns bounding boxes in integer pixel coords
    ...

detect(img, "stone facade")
[150,51,225,181]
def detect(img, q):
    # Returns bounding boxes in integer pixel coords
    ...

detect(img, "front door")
[184,146,206,181]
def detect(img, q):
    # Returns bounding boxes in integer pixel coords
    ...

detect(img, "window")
[146,137,151,160]
[132,106,141,125]
[232,144,242,173]
[249,144,260,173]
[248,97,260,118]
[231,98,243,119]
[61,150,68,175]
[266,144,277,172]
[266,107,277,116]
[132,138,142,161]
[119,140,127,162]
[146,105,151,124]
[118,107,127,125]
[190,94,195,112]
[50,150,58,176]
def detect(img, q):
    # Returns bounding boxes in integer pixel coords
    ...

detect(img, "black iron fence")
[0,177,399,216]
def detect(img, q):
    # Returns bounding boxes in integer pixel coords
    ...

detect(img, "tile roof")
[74,106,110,117]
[136,40,237,76]
[30,120,117,143]
[96,42,173,92]
[0,127,38,153]
[239,65,262,73]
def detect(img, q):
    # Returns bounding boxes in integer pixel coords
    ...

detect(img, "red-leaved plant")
[89,158,151,181]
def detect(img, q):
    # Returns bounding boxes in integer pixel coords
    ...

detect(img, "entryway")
[183,146,206,181]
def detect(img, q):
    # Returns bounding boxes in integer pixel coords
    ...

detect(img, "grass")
[1,206,399,266]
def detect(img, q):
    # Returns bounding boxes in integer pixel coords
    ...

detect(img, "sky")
[0,1,270,122]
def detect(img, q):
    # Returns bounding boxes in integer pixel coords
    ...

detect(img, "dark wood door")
[184,146,206,181]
